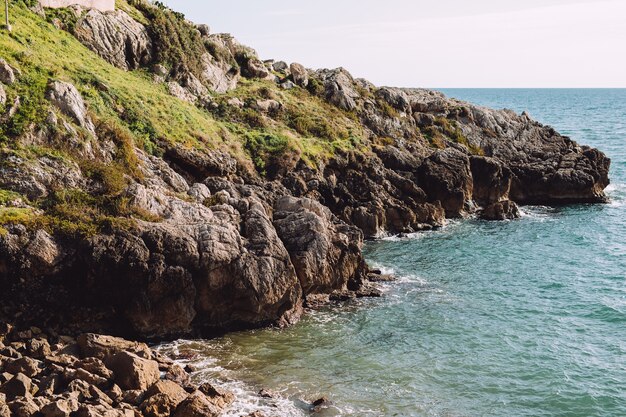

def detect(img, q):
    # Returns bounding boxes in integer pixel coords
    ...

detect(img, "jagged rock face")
[46,80,95,134]
[200,53,239,94]
[74,9,152,71]
[273,196,365,294]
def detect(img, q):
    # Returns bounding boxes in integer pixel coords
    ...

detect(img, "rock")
[0,403,9,417]
[200,53,239,93]
[8,397,39,417]
[197,382,234,409]
[0,373,32,400]
[36,375,59,397]
[247,413,266,417]
[75,357,114,381]
[76,334,151,361]
[258,388,276,399]
[173,392,222,417]
[273,196,366,295]
[272,61,289,72]
[74,10,152,70]
[145,380,187,404]
[40,399,77,417]
[481,200,520,220]
[315,68,359,111]
[162,364,190,387]
[226,97,244,108]
[167,82,197,103]
[46,81,94,133]
[311,396,331,412]
[0,83,6,105]
[416,148,473,217]
[153,64,168,77]
[25,338,51,359]
[289,63,309,87]
[245,58,271,79]
[251,99,282,113]
[196,24,210,37]
[105,351,160,391]
[280,80,295,90]
[105,384,123,403]
[0,60,16,85]
[5,357,40,377]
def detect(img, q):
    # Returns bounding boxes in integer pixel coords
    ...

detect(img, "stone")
[198,382,234,409]
[481,200,520,220]
[153,64,168,77]
[245,58,270,79]
[74,9,152,70]
[40,399,77,417]
[5,357,40,377]
[0,60,16,85]
[173,392,221,417]
[46,81,94,133]
[76,334,151,361]
[272,61,289,72]
[163,364,190,387]
[0,83,6,105]
[142,392,185,417]
[76,357,114,380]
[251,99,282,113]
[0,373,32,400]
[106,351,159,391]
[145,380,188,404]
[167,82,197,103]
[280,81,295,90]
[226,97,244,108]
[8,397,39,417]
[0,403,8,417]
[25,338,51,359]
[196,24,210,37]
[289,62,308,87]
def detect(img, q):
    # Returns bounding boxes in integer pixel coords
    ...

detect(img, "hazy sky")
[166,0,626,88]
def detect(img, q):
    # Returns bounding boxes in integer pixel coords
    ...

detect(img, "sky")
[165,0,626,88]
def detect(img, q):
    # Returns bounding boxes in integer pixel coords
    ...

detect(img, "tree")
[4,0,10,32]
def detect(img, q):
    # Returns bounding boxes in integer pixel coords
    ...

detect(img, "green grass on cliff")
[0,2,370,236]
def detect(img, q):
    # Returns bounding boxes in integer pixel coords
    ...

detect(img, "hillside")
[0,0,610,340]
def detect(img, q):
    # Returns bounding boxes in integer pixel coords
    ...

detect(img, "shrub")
[131,1,207,77]
[243,131,290,174]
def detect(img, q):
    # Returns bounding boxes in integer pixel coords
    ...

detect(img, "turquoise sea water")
[159,89,626,417]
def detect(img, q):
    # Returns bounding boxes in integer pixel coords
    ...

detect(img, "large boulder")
[74,10,152,71]
[0,59,16,85]
[77,334,151,361]
[0,373,32,401]
[289,62,308,87]
[46,81,94,133]
[173,392,222,417]
[105,351,160,391]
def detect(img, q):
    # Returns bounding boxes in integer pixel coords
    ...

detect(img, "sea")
[157,89,626,417]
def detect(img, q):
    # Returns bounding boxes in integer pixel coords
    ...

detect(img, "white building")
[39,0,115,12]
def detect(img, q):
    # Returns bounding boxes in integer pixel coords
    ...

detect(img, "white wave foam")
[155,341,307,417]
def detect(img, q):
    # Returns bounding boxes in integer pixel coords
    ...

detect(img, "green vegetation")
[421,117,484,155]
[128,0,206,77]
[0,2,372,236]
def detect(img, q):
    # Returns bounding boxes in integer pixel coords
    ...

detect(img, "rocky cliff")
[0,1,610,341]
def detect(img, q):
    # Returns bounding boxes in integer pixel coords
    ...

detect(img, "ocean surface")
[158,89,626,417]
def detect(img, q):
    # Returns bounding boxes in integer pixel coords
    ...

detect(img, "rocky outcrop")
[0,327,238,417]
[74,9,152,71]
[46,81,95,134]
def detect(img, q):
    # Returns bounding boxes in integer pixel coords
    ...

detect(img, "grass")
[0,2,372,236]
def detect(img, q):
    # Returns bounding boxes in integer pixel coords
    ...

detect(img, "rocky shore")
[0,324,251,417]
[0,2,612,416]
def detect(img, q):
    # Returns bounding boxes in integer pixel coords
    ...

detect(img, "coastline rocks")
[273,196,366,294]
[74,10,152,71]
[0,326,235,417]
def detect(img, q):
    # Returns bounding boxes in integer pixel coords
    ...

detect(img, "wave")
[155,341,308,417]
